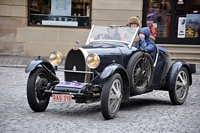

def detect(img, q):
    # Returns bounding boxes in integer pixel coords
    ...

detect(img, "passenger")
[123,16,141,43]
[137,27,156,57]
[123,16,156,43]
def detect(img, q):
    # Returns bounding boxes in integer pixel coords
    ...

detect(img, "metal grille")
[64,49,86,82]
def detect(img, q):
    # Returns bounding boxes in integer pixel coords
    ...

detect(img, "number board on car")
[52,94,72,102]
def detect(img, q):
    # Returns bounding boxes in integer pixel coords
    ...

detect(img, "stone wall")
[0,0,27,56]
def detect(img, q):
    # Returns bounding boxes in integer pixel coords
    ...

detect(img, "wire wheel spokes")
[175,70,188,100]
[133,58,151,88]
[108,79,122,114]
[35,73,48,104]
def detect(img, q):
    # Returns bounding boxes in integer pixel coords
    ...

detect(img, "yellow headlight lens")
[86,53,100,69]
[49,51,63,66]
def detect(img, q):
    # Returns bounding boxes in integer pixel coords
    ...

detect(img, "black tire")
[101,73,123,120]
[127,52,153,95]
[27,67,50,112]
[169,67,189,105]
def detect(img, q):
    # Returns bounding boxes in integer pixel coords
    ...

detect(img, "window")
[175,0,200,40]
[143,0,200,44]
[146,0,171,38]
[29,0,91,28]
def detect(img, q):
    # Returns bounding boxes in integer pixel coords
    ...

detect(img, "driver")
[93,23,126,41]
[106,23,127,41]
[107,23,121,40]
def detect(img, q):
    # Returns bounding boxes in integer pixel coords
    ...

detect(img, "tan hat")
[127,16,141,28]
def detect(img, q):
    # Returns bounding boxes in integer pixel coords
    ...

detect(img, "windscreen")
[86,25,139,49]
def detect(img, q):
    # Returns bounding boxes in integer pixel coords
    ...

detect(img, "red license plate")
[52,94,72,102]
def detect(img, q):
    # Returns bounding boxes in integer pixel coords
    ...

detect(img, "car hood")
[82,43,124,71]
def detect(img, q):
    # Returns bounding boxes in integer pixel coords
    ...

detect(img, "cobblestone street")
[0,66,200,133]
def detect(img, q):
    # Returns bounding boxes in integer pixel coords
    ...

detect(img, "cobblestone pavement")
[0,66,200,133]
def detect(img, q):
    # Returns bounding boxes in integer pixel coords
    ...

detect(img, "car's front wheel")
[169,67,189,105]
[27,67,50,112]
[101,73,123,120]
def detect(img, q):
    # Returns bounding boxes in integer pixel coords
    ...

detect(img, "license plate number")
[52,94,72,102]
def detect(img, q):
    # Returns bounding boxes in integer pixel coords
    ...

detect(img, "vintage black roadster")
[25,25,196,119]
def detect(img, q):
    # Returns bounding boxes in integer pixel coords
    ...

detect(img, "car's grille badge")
[73,66,77,71]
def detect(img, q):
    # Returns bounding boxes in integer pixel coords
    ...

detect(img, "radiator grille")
[64,49,86,82]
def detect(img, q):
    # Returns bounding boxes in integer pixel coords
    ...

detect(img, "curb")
[0,65,27,68]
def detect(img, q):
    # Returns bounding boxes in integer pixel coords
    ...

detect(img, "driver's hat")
[108,23,117,28]
[127,16,141,28]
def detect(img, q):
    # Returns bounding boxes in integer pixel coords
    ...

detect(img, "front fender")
[100,64,125,79]
[25,58,54,73]
[100,63,130,100]
[166,60,192,90]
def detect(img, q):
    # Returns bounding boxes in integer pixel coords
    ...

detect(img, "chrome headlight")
[49,50,63,66]
[86,53,100,69]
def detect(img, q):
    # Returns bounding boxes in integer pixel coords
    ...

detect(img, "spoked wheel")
[101,73,123,120]
[127,52,153,94]
[169,67,189,105]
[27,67,50,112]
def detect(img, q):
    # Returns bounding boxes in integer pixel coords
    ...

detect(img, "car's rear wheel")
[169,67,189,105]
[127,52,153,95]
[27,67,50,112]
[101,73,123,120]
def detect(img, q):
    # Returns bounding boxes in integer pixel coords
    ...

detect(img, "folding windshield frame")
[86,25,139,49]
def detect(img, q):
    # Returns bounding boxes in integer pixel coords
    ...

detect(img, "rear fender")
[100,64,130,100]
[25,58,55,74]
[166,61,192,90]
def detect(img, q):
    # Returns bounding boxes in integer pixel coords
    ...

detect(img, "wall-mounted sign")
[177,17,186,38]
[185,14,200,38]
[51,0,71,16]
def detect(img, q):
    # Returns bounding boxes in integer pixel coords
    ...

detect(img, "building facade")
[0,0,199,63]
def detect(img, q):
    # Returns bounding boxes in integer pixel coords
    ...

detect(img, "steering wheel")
[94,34,114,40]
